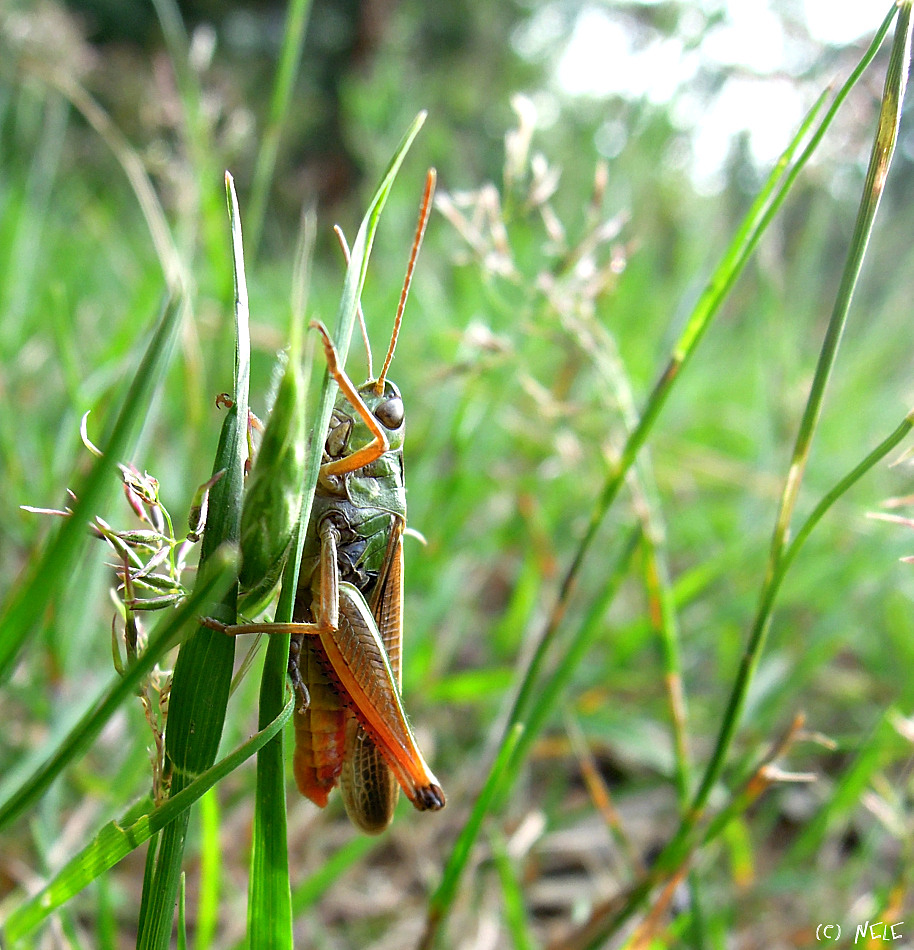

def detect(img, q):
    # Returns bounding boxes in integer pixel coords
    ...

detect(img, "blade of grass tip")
[673,2,898,367]
[0,550,236,835]
[769,2,912,567]
[247,0,314,256]
[297,112,426,561]
[247,212,316,950]
[3,694,293,943]
[0,291,184,683]
[177,876,187,950]
[689,0,912,822]
[136,173,251,950]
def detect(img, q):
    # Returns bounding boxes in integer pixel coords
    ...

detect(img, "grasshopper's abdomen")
[292,635,347,807]
[292,494,408,822]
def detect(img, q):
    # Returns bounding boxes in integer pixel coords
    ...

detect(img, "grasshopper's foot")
[287,636,311,712]
[200,616,229,634]
[413,783,446,811]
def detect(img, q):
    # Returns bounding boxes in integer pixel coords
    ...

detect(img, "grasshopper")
[213,170,444,833]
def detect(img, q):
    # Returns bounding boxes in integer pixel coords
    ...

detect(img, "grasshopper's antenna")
[375,168,436,395]
[334,225,374,381]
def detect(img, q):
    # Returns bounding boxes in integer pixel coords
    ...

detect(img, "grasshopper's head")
[325,377,405,464]
[357,378,405,452]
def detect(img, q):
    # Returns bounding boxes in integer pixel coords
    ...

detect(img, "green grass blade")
[246,636,294,949]
[247,0,314,255]
[787,710,905,863]
[148,0,227,276]
[0,291,185,682]
[3,695,293,941]
[690,0,913,820]
[419,529,640,948]
[781,413,914,580]
[421,724,524,950]
[245,220,317,949]
[290,113,427,631]
[289,836,379,915]
[555,10,913,946]
[309,110,427,447]
[196,789,221,950]
[0,551,235,832]
[497,80,833,759]
[490,831,536,950]
[136,173,252,950]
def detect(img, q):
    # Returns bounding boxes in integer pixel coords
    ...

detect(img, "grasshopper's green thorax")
[303,374,407,601]
[326,380,404,456]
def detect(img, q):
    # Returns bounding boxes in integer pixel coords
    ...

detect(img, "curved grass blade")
[557,8,914,946]
[3,694,293,941]
[690,0,912,823]
[0,550,236,833]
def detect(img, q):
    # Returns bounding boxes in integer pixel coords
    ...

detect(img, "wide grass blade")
[136,172,252,950]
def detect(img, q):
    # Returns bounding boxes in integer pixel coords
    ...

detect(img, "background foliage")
[1,1,913,947]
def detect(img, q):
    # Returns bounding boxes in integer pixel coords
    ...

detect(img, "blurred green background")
[1,1,912,947]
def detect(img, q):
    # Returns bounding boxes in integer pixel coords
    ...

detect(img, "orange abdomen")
[292,640,346,807]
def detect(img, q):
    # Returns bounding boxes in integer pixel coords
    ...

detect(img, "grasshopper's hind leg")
[202,518,444,815]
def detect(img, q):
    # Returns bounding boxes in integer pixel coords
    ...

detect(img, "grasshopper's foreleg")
[310,322,390,477]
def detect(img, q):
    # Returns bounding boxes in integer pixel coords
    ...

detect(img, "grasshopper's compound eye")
[374,396,404,430]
